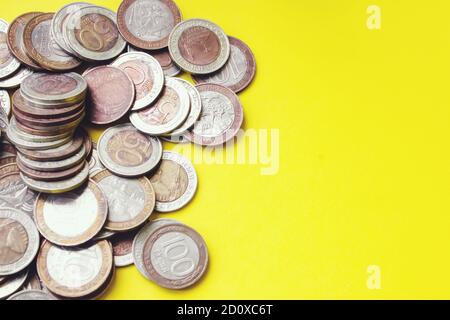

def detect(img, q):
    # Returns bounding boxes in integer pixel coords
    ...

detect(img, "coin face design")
[0,218,28,265]
[0,270,28,299]
[128,46,181,77]
[118,0,182,50]
[179,27,220,65]
[192,37,256,93]
[8,289,57,300]
[75,14,119,53]
[0,19,20,79]
[0,67,33,89]
[0,90,11,116]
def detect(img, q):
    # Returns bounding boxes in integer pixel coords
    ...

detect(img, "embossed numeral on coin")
[159,234,195,277]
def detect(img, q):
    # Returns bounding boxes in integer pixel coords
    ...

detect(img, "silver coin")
[0,209,40,276]
[0,90,11,116]
[168,19,230,74]
[149,151,198,212]
[130,77,190,135]
[0,19,21,79]
[132,218,183,279]
[166,78,202,136]
[52,2,92,55]
[63,6,126,61]
[8,117,73,144]
[127,45,181,77]
[98,123,163,177]
[0,271,28,299]
[21,161,89,194]
[111,52,164,111]
[0,67,34,89]
[7,289,57,300]
[88,147,105,176]
[0,104,8,132]
[17,145,86,172]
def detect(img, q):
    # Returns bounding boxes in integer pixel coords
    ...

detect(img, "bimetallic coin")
[17,146,86,173]
[92,170,155,231]
[0,19,20,79]
[37,240,113,298]
[0,209,40,276]
[128,45,181,77]
[34,180,107,246]
[0,271,28,299]
[186,84,244,146]
[7,12,44,70]
[23,13,81,71]
[84,66,135,125]
[0,67,34,89]
[98,123,163,177]
[117,0,182,50]
[130,77,190,135]
[150,151,197,212]
[142,223,208,289]
[8,289,57,300]
[192,36,256,93]
[18,157,86,182]
[0,90,10,116]
[8,118,73,144]
[168,19,230,75]
[89,147,105,176]
[112,231,137,267]
[63,6,126,61]
[112,52,164,111]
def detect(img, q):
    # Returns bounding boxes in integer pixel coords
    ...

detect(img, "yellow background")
[4,0,450,300]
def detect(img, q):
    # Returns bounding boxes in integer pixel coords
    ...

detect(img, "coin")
[112,231,137,267]
[23,13,81,71]
[9,118,73,144]
[160,134,191,144]
[111,52,164,111]
[0,19,21,79]
[117,0,182,50]
[82,129,93,158]
[0,141,17,157]
[7,289,57,300]
[63,5,126,61]
[34,180,107,246]
[0,104,8,132]
[98,123,163,177]
[17,157,85,182]
[88,146,105,176]
[92,169,155,231]
[0,271,28,299]
[128,45,181,77]
[142,223,208,289]
[19,145,87,172]
[185,84,243,146]
[7,12,44,70]
[93,229,115,241]
[0,156,16,167]
[130,77,190,135]
[168,19,230,74]
[84,260,115,300]
[37,240,113,298]
[149,151,197,212]
[166,78,202,136]
[13,105,85,129]
[0,67,33,89]
[84,66,135,125]
[0,90,10,116]
[192,36,256,93]
[14,116,82,137]
[0,163,38,219]
[0,209,40,276]
[21,161,89,194]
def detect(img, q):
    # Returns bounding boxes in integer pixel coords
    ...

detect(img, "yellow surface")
[4,0,450,300]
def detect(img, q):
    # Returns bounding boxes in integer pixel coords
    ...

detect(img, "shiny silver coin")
[130,77,190,135]
[17,145,86,172]
[21,161,89,194]
[8,118,73,143]
[0,19,21,79]
[128,45,181,77]
[166,78,202,136]
[111,52,164,111]
[7,289,57,300]
[0,271,28,299]
[132,218,183,279]
[0,90,11,116]
[149,151,198,212]
[0,67,33,89]
[63,5,126,61]
[88,147,105,176]
[98,123,163,177]
[0,209,40,276]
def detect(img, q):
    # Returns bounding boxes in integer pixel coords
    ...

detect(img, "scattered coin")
[8,289,57,300]
[128,45,181,77]
[0,271,28,299]
[0,90,10,116]
[0,67,34,89]
[0,19,21,79]
[112,231,137,267]
[98,123,163,177]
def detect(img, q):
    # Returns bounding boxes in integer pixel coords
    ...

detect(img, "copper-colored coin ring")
[6,12,43,70]
[22,13,81,71]
[14,115,83,135]
[117,0,182,50]
[81,128,93,159]
[0,156,16,167]
[36,240,113,298]
[13,104,85,128]
[17,157,85,182]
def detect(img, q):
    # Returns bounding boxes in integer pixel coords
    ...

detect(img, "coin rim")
[0,19,21,79]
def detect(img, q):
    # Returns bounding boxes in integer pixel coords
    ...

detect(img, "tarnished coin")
[34,180,107,246]
[84,66,135,125]
[0,19,20,79]
[0,271,28,299]
[112,52,164,111]
[186,84,243,146]
[63,5,126,61]
[21,72,87,105]
[23,13,81,71]
[128,45,181,77]
[37,240,113,298]
[149,151,197,212]
[168,19,230,74]
[0,90,11,116]
[92,170,155,231]
[0,209,40,276]
[7,12,43,70]
[18,146,86,173]
[98,123,162,177]
[112,231,137,267]
[142,223,208,289]
[8,289,57,300]
[166,78,202,136]
[0,163,38,219]
[130,77,190,135]
[21,161,89,194]
[117,0,182,50]
[192,36,256,93]
[13,104,85,129]
[18,157,85,182]
[0,67,33,89]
